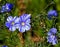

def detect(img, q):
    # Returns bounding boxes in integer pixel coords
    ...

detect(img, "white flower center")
[21,22,25,26]
[12,22,15,25]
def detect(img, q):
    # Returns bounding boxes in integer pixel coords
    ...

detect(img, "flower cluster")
[48,10,58,19]
[0,3,13,13]
[5,14,31,33]
[47,28,58,45]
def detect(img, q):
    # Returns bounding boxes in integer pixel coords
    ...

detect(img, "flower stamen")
[21,22,25,26]
[12,22,15,25]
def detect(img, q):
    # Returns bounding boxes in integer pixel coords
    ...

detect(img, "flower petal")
[5,22,10,28]
[21,26,25,32]
[15,24,20,29]
[50,28,57,34]
[47,36,52,43]
[9,26,16,31]
[20,26,25,32]
[47,32,52,36]
[21,14,31,21]
[24,14,31,20]
[25,24,31,31]
[52,41,57,45]
[13,16,19,21]
[19,26,25,32]
[26,19,30,23]
[7,16,13,22]
[14,17,20,23]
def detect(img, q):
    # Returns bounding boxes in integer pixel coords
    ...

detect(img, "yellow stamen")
[21,22,25,26]
[12,22,14,25]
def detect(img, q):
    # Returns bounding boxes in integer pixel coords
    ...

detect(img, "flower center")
[12,22,15,25]
[21,22,25,26]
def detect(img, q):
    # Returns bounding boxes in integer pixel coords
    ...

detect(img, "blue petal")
[47,35,56,43]
[5,22,10,28]
[47,37,52,43]
[48,10,58,20]
[5,3,13,12]
[24,14,31,20]
[13,16,17,20]
[50,28,57,34]
[48,10,57,17]
[21,14,31,21]
[19,26,25,32]
[7,16,13,22]
[5,3,13,9]
[50,35,55,38]
[25,19,30,23]
[25,23,31,31]
[14,17,20,23]
[1,6,6,13]
[52,40,57,45]
[9,26,16,31]
[15,24,20,29]
[20,14,25,21]
[47,32,52,36]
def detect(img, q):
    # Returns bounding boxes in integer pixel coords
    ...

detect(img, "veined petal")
[14,17,20,23]
[24,14,31,20]
[21,14,31,21]
[20,14,25,21]
[19,26,25,32]
[25,24,31,31]
[13,16,17,20]
[9,26,16,31]
[7,16,13,22]
[15,24,20,29]
[26,19,30,23]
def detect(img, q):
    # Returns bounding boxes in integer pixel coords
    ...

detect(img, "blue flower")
[47,28,58,45]
[47,35,58,45]
[48,10,58,19]
[5,3,13,12]
[2,45,8,47]
[1,3,13,13]
[5,16,19,31]
[16,14,31,32]
[1,6,6,13]
[49,28,57,34]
